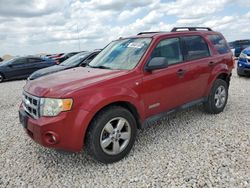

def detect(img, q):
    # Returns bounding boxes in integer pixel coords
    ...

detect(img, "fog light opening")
[44,132,59,145]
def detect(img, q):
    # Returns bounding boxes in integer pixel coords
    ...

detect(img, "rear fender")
[205,63,230,96]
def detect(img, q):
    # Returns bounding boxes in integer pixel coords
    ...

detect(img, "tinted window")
[182,36,210,60]
[12,58,27,65]
[28,58,42,63]
[208,35,230,54]
[151,38,183,65]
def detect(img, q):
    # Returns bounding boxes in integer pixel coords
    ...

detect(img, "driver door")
[142,37,188,118]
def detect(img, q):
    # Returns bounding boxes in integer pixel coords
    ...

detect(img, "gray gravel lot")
[0,71,250,187]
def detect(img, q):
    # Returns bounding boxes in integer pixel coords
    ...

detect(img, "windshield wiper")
[87,65,112,69]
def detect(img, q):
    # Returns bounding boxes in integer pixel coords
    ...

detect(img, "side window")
[12,58,27,65]
[28,58,42,63]
[182,36,210,61]
[207,35,230,54]
[151,38,183,65]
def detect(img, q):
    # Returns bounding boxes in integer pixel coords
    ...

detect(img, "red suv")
[19,27,234,163]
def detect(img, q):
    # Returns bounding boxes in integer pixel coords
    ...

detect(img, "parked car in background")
[0,57,3,62]
[237,47,250,76]
[46,53,64,59]
[0,56,56,82]
[231,40,250,57]
[19,27,234,163]
[53,52,82,64]
[28,50,101,80]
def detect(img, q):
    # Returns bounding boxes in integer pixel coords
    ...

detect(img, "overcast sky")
[0,0,250,56]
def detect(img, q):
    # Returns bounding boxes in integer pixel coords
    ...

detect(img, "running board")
[141,98,206,129]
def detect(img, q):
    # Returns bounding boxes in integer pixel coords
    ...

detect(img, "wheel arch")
[83,100,142,146]
[0,71,5,78]
[216,72,231,86]
[205,70,232,96]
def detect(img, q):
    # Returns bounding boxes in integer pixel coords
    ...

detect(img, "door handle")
[208,62,216,66]
[177,69,186,77]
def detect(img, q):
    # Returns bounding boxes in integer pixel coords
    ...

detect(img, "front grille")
[22,92,40,119]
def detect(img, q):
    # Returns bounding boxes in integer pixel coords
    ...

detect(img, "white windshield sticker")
[127,42,144,49]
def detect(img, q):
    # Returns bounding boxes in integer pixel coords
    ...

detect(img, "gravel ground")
[0,70,250,187]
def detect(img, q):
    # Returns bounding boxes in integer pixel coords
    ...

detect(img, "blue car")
[237,47,250,76]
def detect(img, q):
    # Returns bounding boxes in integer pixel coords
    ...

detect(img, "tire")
[204,79,228,114]
[237,69,243,77]
[85,106,137,164]
[0,73,4,83]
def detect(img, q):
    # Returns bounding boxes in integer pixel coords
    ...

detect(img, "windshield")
[61,52,90,66]
[89,38,152,70]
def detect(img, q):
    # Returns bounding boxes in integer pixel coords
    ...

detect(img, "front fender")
[77,86,145,120]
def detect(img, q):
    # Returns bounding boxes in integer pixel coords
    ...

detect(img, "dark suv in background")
[0,56,56,82]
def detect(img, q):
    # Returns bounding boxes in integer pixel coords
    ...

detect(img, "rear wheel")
[85,106,137,164]
[204,79,228,114]
[0,73,4,83]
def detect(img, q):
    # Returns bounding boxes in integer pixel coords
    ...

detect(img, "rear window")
[182,36,210,61]
[208,35,230,54]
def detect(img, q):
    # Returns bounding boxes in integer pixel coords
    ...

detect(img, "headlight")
[239,53,247,59]
[40,98,73,117]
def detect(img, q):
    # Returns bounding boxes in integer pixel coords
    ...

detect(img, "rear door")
[27,58,51,75]
[206,34,233,70]
[180,35,214,101]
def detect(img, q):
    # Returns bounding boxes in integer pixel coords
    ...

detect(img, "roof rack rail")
[137,31,164,35]
[171,27,212,32]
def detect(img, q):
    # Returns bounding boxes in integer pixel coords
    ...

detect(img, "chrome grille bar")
[22,92,40,119]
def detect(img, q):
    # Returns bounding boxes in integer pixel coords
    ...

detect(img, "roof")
[123,27,219,39]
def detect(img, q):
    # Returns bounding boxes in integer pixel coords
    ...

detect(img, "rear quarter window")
[207,35,230,54]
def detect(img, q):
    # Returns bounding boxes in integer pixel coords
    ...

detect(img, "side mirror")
[145,57,168,71]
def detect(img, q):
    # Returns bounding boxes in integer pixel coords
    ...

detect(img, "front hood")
[29,65,65,80]
[24,67,127,97]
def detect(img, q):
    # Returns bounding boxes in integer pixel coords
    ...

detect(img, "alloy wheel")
[214,85,227,108]
[100,117,131,155]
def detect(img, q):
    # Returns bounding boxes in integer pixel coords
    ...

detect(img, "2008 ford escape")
[19,27,234,164]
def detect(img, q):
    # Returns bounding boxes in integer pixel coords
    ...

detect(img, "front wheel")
[204,79,228,114]
[237,69,243,77]
[85,106,137,164]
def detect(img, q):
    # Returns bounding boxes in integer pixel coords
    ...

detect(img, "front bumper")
[19,105,93,152]
[238,59,250,76]
[237,67,250,76]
